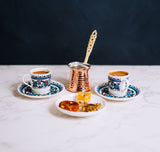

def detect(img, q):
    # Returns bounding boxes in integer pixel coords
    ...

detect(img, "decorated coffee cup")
[23,68,51,94]
[108,70,129,97]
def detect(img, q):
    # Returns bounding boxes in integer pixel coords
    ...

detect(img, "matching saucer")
[95,83,140,101]
[17,80,65,98]
[17,78,140,101]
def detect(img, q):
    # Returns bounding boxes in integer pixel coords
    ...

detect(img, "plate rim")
[95,83,141,101]
[17,80,65,99]
[56,93,106,117]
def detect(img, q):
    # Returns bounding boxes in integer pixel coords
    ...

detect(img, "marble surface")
[0,65,160,152]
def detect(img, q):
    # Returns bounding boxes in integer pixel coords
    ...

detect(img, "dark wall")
[0,0,160,65]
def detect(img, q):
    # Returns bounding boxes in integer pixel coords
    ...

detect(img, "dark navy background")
[0,0,160,65]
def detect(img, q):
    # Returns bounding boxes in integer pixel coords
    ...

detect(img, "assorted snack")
[76,92,91,107]
[82,103,101,112]
[59,100,79,112]
[59,92,101,112]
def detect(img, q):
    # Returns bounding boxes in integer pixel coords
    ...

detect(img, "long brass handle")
[84,30,97,64]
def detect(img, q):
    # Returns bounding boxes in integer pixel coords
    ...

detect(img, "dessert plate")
[95,83,140,101]
[17,80,65,98]
[56,94,106,117]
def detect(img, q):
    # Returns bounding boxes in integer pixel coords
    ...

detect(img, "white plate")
[17,80,65,99]
[56,94,106,117]
[95,83,141,101]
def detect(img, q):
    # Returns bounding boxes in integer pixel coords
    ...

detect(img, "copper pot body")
[67,62,91,92]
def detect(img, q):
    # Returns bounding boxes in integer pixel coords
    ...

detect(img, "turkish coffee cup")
[23,68,51,94]
[108,70,129,97]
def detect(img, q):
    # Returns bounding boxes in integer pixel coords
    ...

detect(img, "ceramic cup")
[108,70,129,97]
[23,68,51,94]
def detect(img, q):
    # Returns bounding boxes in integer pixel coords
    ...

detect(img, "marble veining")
[0,65,160,152]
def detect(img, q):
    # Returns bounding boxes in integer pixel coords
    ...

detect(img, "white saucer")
[95,83,141,101]
[17,80,65,98]
[56,94,106,117]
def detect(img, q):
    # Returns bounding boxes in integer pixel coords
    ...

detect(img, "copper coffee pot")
[67,30,97,92]
[67,62,91,92]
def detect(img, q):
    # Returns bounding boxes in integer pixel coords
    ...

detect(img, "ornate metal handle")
[84,30,97,64]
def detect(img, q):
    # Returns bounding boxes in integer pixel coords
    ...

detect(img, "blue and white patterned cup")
[23,68,51,94]
[108,70,129,97]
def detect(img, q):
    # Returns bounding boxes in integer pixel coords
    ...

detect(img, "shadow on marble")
[91,88,121,103]
[49,102,84,119]
[54,77,68,89]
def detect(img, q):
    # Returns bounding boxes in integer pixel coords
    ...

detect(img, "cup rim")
[30,68,51,75]
[108,70,129,78]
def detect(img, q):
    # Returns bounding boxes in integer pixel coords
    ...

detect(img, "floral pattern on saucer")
[95,83,140,101]
[18,80,65,98]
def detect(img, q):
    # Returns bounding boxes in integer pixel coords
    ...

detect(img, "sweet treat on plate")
[59,100,79,112]
[76,92,91,106]
[59,92,102,113]
[82,103,101,112]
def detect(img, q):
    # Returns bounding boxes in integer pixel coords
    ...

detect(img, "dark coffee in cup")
[32,70,49,74]
[109,71,128,77]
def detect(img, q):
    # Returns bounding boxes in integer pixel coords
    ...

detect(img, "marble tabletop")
[0,65,160,152]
